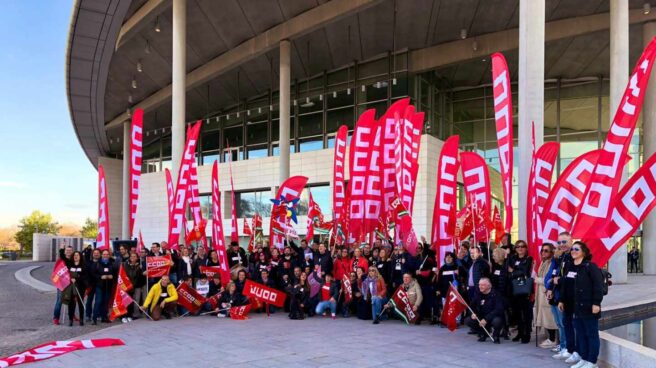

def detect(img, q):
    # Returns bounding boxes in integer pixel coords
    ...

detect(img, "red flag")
[229,304,252,320]
[137,230,145,254]
[493,206,504,244]
[165,168,174,227]
[460,152,491,222]
[306,190,324,243]
[394,105,423,217]
[491,53,514,232]
[540,150,602,245]
[431,135,460,266]
[441,284,468,331]
[176,283,206,314]
[363,123,383,233]
[527,142,559,266]
[388,286,419,325]
[389,196,417,256]
[342,275,352,304]
[109,287,131,321]
[458,206,474,242]
[269,176,308,249]
[243,279,286,308]
[117,264,133,292]
[129,108,143,237]
[211,161,231,287]
[168,122,202,250]
[96,165,110,250]
[50,259,71,291]
[243,218,254,252]
[380,99,410,216]
[198,266,222,279]
[574,38,656,239]
[146,255,173,278]
[348,109,377,240]
[0,339,124,367]
[332,125,348,234]
[584,152,656,266]
[187,160,207,250]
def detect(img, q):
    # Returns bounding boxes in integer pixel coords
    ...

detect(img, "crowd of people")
[52,231,606,368]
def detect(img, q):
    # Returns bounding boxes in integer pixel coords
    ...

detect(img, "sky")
[0,1,96,227]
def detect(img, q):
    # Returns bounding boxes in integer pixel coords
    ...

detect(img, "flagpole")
[133,301,154,321]
[449,282,494,340]
[74,285,86,316]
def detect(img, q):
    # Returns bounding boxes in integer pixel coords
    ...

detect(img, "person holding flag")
[464,278,504,344]
[142,275,179,320]
[65,251,88,327]
[52,243,74,325]
[124,252,145,320]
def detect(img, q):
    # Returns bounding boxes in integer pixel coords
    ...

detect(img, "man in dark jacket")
[313,243,333,277]
[227,241,248,268]
[467,246,490,301]
[91,249,117,324]
[53,244,74,325]
[314,273,340,319]
[465,278,504,343]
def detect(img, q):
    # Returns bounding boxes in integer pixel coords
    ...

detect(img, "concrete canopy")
[67,0,653,167]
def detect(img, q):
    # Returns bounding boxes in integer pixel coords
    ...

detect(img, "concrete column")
[643,22,656,275]
[518,0,545,240]
[279,40,291,185]
[608,0,629,283]
[122,121,130,239]
[171,0,186,182]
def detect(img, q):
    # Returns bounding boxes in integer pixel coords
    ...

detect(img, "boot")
[79,319,84,327]
[68,320,73,327]
[477,335,487,342]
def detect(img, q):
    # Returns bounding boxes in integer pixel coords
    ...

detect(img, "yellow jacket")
[143,281,178,312]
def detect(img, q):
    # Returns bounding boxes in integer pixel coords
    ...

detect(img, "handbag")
[511,277,534,296]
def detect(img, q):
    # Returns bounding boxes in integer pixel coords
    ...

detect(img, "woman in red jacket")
[333,248,351,282]
[351,248,369,273]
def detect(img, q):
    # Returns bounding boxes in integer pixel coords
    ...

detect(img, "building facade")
[67,0,656,282]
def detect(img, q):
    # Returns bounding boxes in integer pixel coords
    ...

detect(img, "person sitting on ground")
[234,269,248,294]
[177,276,195,315]
[143,275,178,321]
[387,272,422,325]
[202,274,225,314]
[217,281,248,318]
[195,274,210,298]
[465,278,504,344]
[340,271,359,318]
[314,273,340,319]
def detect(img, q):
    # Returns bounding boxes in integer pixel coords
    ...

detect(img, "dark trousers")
[465,316,504,338]
[573,316,600,364]
[53,289,62,320]
[629,259,639,273]
[152,302,177,321]
[563,310,577,354]
[68,291,84,322]
[85,287,95,319]
[92,285,110,321]
[511,296,533,340]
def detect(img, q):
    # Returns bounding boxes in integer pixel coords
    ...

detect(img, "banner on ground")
[574,37,656,239]
[441,284,468,331]
[242,279,286,308]
[229,304,252,320]
[491,53,514,232]
[129,108,143,237]
[430,135,459,266]
[146,255,173,278]
[97,165,110,250]
[388,286,418,325]
[0,339,125,367]
[177,282,206,314]
[50,259,71,292]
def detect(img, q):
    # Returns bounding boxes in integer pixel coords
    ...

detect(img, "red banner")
[460,152,491,221]
[50,259,71,292]
[177,282,206,314]
[539,150,601,245]
[574,38,656,238]
[146,255,173,278]
[243,279,286,308]
[381,99,410,215]
[493,206,504,244]
[199,266,222,279]
[441,284,468,331]
[342,275,352,305]
[229,304,252,320]
[137,230,145,254]
[0,339,125,367]
[269,176,308,249]
[96,165,110,250]
[585,152,656,266]
[348,109,377,240]
[165,168,174,228]
[187,160,206,250]
[389,286,418,325]
[306,190,321,243]
[129,108,143,237]
[363,124,383,233]
[332,125,348,236]
[117,264,133,292]
[394,106,423,216]
[431,135,460,266]
[168,122,202,250]
[528,142,559,264]
[211,161,231,287]
[491,53,515,232]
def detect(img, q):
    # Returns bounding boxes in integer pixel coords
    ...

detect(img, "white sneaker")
[553,350,570,360]
[551,345,562,353]
[570,360,587,368]
[580,363,597,368]
[565,352,581,364]
[217,313,225,318]
[539,339,556,348]
[121,318,128,324]
[127,317,133,322]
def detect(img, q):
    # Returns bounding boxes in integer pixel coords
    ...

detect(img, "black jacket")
[468,258,490,288]
[91,258,117,290]
[218,291,248,307]
[436,263,460,296]
[313,251,333,276]
[509,255,533,280]
[559,259,604,318]
[490,262,509,297]
[471,289,505,323]
[68,262,88,293]
[227,247,248,268]
[176,256,194,282]
[124,260,146,289]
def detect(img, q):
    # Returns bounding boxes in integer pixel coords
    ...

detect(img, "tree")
[14,211,61,255]
[0,226,19,250]
[80,217,98,239]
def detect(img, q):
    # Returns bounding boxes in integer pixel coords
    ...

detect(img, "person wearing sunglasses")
[535,243,558,349]
[508,240,534,343]
[547,231,577,361]
[557,241,604,368]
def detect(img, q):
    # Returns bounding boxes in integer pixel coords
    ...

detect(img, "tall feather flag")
[211,161,231,286]
[97,165,110,250]
[332,125,348,246]
[128,108,143,237]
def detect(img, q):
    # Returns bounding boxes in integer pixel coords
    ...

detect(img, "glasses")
[558,240,568,245]
[571,247,581,252]
[541,249,552,253]
[515,245,527,249]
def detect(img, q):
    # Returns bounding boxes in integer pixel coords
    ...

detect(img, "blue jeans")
[85,287,95,319]
[372,296,387,320]
[573,317,600,364]
[53,289,62,319]
[315,300,337,315]
[563,310,576,354]
[550,305,566,349]
[92,286,108,320]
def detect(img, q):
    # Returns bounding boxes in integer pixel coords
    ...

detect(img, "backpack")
[600,269,612,296]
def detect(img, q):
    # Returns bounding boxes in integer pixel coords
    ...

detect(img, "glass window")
[358,82,388,104]
[247,145,268,159]
[201,130,220,166]
[161,136,171,158]
[235,189,272,218]
[272,118,296,141]
[327,89,355,109]
[247,122,268,145]
[357,101,388,119]
[272,142,296,156]
[299,137,324,152]
[224,126,243,148]
[297,185,331,216]
[298,112,323,137]
[223,148,243,162]
[326,107,354,133]
[391,73,409,98]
